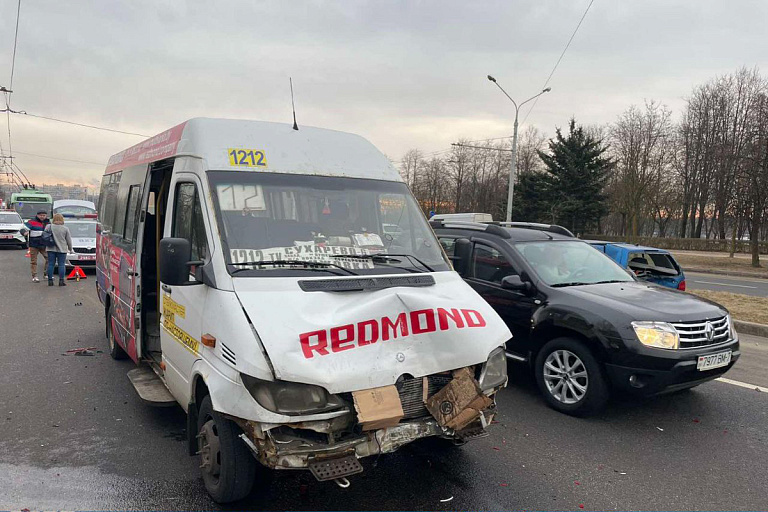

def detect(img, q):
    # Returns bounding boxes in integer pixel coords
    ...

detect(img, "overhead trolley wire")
[520,0,595,126]
[14,111,150,137]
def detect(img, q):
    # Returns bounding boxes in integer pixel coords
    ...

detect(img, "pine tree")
[537,118,614,235]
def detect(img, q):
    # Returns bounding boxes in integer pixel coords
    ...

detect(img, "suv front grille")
[0,229,17,234]
[73,247,96,254]
[672,316,729,349]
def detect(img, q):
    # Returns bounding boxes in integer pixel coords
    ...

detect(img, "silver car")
[65,220,97,268]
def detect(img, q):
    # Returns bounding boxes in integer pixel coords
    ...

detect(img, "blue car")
[588,241,686,291]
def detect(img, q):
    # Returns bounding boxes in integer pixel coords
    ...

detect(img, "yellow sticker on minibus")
[227,148,268,168]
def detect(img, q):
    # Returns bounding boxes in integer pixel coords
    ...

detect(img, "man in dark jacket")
[20,211,50,282]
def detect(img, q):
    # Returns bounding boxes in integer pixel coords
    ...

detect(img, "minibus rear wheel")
[197,395,256,503]
[106,304,127,360]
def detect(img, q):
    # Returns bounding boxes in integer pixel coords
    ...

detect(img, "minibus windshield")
[208,171,451,276]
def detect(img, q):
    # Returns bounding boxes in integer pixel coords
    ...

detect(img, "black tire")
[106,304,128,360]
[197,395,256,503]
[534,337,609,416]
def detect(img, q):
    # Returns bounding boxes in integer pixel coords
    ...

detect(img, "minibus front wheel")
[197,395,256,503]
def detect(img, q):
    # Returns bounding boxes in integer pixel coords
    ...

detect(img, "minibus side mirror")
[452,238,472,276]
[160,237,193,286]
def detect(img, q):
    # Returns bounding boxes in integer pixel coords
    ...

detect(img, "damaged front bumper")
[236,408,495,475]
[231,371,501,479]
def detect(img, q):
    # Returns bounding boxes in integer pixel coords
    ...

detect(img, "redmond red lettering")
[331,324,356,352]
[358,319,379,346]
[382,313,409,341]
[300,330,329,359]
[410,309,437,334]
[461,309,486,327]
[437,308,465,331]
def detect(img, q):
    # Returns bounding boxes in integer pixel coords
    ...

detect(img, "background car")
[0,210,27,249]
[589,241,686,290]
[63,216,98,268]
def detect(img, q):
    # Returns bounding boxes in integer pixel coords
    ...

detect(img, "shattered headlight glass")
[478,346,507,391]
[241,374,345,416]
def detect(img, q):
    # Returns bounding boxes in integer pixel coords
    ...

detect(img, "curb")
[683,267,768,280]
[733,320,768,339]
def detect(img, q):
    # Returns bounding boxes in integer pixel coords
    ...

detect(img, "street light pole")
[487,75,550,223]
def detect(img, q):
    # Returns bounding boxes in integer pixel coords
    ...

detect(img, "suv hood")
[563,281,726,322]
[233,271,511,393]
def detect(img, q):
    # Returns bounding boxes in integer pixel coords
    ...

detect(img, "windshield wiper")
[229,260,356,276]
[592,279,630,285]
[550,281,592,288]
[330,253,435,273]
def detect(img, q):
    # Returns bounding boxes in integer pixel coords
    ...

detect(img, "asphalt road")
[686,271,768,298]
[1,247,767,511]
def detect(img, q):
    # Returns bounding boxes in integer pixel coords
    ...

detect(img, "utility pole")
[487,75,550,223]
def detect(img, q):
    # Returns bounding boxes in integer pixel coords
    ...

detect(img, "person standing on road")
[20,210,50,283]
[45,214,73,287]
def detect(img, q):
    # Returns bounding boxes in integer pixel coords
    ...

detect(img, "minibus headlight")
[478,347,508,391]
[241,374,345,416]
[632,321,679,349]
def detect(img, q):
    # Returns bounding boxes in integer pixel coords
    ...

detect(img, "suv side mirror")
[501,274,531,293]
[160,237,194,286]
[452,238,472,276]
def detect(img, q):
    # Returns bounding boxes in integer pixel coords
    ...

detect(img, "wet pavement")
[1,247,767,510]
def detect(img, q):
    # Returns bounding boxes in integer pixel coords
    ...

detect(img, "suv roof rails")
[498,221,575,238]
[429,219,511,239]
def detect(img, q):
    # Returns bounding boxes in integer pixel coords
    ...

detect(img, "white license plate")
[0,234,13,239]
[78,255,96,260]
[697,350,732,371]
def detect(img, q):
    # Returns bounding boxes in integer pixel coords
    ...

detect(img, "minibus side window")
[124,185,142,242]
[172,182,209,268]
[101,172,122,233]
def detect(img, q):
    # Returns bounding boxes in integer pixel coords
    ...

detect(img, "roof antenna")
[289,77,299,130]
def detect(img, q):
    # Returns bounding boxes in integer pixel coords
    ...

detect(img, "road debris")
[440,496,454,502]
[656,427,664,431]
[64,347,100,356]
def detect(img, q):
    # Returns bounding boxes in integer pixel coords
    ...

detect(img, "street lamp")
[487,75,551,223]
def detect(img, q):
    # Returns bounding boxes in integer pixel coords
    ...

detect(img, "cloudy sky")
[1,0,767,186]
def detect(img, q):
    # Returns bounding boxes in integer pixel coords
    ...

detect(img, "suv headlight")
[631,321,679,349]
[241,374,345,416]
[478,346,507,391]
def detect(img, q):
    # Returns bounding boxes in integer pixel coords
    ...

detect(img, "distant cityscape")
[0,182,99,205]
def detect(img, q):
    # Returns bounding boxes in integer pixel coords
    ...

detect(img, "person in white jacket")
[45,213,73,286]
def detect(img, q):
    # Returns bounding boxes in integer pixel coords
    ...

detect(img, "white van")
[96,118,511,502]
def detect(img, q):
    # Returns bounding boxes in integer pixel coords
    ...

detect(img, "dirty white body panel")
[231,271,510,394]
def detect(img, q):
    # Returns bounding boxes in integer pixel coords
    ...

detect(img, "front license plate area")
[308,454,363,481]
[697,350,732,371]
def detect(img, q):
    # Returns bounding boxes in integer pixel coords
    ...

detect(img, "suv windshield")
[516,240,634,286]
[207,171,450,276]
[0,212,22,224]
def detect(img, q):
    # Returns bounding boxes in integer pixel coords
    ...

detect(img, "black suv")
[432,220,740,415]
